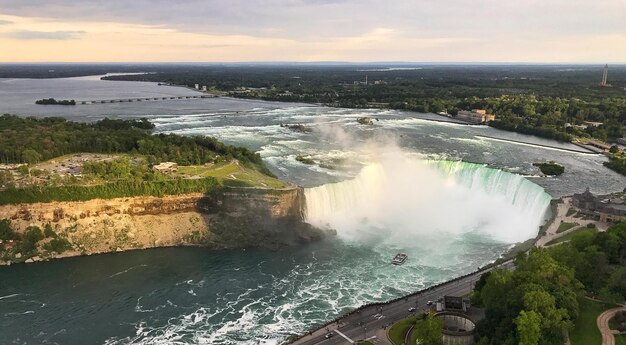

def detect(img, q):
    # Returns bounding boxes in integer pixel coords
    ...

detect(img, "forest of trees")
[0,115,273,176]
[474,221,626,344]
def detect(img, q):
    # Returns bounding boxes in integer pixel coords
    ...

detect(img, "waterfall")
[304,158,551,244]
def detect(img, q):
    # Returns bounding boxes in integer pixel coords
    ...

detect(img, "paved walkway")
[597,305,626,345]
[536,197,608,247]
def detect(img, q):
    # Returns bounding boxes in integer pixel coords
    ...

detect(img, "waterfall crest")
[304,158,551,243]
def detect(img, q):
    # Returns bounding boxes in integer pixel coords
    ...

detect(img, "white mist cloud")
[304,130,550,245]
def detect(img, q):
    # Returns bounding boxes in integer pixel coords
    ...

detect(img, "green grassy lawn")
[176,161,287,188]
[388,315,420,345]
[570,297,614,345]
[557,222,578,233]
[617,335,626,345]
[357,342,375,345]
[546,227,593,246]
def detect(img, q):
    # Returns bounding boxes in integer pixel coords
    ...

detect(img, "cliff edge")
[0,187,326,265]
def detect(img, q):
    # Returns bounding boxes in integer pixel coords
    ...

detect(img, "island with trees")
[533,161,565,176]
[35,98,76,105]
[0,115,325,265]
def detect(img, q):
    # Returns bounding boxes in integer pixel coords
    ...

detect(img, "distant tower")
[365,74,368,86]
[601,64,608,87]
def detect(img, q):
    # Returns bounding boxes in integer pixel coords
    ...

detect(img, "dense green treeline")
[474,221,626,344]
[0,115,273,176]
[104,65,626,143]
[0,177,220,205]
[605,157,626,176]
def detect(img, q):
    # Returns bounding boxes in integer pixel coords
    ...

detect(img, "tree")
[610,145,619,154]
[413,314,443,345]
[0,170,13,187]
[515,310,541,345]
[607,266,626,300]
[21,149,42,165]
[0,219,17,241]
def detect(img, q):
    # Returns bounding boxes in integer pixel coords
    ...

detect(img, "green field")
[388,315,420,345]
[617,335,626,345]
[557,222,578,233]
[176,161,287,188]
[570,298,614,345]
[546,227,593,246]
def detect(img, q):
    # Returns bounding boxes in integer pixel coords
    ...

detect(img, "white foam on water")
[305,154,551,244]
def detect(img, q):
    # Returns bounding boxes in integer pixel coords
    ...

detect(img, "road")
[290,260,515,345]
[597,305,626,345]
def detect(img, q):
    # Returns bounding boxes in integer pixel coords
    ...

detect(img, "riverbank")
[288,259,515,344]
[0,187,327,266]
[475,135,598,155]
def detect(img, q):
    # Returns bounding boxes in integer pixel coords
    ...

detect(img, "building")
[600,64,610,87]
[586,140,611,152]
[194,84,199,90]
[202,85,207,92]
[583,121,604,128]
[455,109,496,124]
[572,188,626,223]
[152,162,178,173]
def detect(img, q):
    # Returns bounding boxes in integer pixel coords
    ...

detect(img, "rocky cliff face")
[0,187,325,265]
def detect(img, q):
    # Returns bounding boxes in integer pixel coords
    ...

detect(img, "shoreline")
[475,135,598,155]
[0,187,326,266]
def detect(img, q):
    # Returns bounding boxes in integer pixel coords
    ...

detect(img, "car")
[325,332,334,339]
[408,307,416,312]
[426,300,433,306]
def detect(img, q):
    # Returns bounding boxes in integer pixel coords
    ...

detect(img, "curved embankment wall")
[0,187,325,265]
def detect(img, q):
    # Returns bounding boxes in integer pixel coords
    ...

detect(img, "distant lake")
[0,74,301,120]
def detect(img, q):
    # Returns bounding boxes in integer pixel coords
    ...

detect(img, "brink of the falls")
[304,158,551,244]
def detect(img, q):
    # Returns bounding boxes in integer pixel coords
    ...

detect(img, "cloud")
[0,0,624,40]
[0,1,624,62]
[0,19,13,25]
[4,30,85,40]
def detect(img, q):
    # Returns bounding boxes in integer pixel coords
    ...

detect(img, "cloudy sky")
[0,0,624,63]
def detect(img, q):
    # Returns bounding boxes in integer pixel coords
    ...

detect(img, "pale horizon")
[1,0,625,63]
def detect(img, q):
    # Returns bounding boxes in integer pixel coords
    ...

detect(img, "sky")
[0,0,624,63]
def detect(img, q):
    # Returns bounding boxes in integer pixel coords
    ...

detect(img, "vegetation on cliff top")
[0,177,221,205]
[0,115,289,204]
[0,114,273,176]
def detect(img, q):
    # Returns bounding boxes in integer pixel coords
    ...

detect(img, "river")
[0,75,624,344]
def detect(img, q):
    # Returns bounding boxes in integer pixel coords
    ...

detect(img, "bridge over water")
[77,95,216,104]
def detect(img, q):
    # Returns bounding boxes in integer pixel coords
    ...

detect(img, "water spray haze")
[304,136,551,245]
